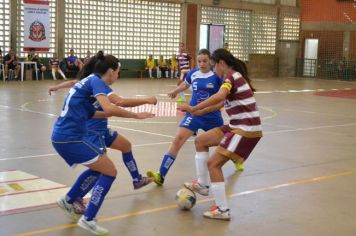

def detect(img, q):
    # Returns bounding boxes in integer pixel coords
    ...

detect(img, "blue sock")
[159,153,176,178]
[66,169,101,204]
[84,175,116,221]
[122,151,141,182]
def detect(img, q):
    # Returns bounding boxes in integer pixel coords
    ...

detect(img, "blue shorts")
[179,114,223,133]
[87,128,119,148]
[52,135,105,167]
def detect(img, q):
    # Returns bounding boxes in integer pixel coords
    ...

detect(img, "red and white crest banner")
[24,0,50,51]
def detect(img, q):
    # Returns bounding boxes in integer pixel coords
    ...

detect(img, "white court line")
[270,107,356,119]
[109,119,177,124]
[2,122,355,162]
[108,124,176,138]
[0,105,56,117]
[0,154,57,161]
[265,122,356,134]
[0,170,38,182]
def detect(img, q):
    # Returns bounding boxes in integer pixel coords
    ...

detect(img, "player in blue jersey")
[147,49,224,185]
[52,54,154,235]
[49,51,156,192]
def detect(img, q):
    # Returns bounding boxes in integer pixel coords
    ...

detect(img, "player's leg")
[107,129,152,190]
[184,128,223,196]
[147,123,194,185]
[53,139,116,234]
[203,152,231,221]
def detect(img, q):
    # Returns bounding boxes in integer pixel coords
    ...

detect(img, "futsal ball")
[175,187,196,210]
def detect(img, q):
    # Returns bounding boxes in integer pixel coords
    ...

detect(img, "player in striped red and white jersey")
[180,48,262,221]
[176,42,192,102]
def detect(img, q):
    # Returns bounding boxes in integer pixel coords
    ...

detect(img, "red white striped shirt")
[223,71,262,134]
[177,53,192,71]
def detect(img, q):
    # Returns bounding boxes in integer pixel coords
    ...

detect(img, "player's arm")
[179,85,229,113]
[48,79,78,95]
[96,95,154,119]
[92,111,111,118]
[168,82,189,99]
[192,101,224,116]
[108,93,157,107]
[192,86,228,112]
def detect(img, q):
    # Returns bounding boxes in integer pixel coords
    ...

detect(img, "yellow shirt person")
[169,54,178,78]
[145,55,156,78]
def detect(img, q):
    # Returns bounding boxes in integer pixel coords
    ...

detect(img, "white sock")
[179,92,185,99]
[58,69,66,79]
[165,71,168,78]
[211,182,228,211]
[51,70,56,80]
[149,69,152,78]
[195,152,210,187]
[171,70,174,78]
[157,69,160,78]
[175,71,178,77]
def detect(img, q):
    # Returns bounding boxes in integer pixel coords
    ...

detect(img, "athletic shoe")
[232,160,244,172]
[57,196,82,222]
[184,180,209,196]
[176,97,186,103]
[133,176,153,190]
[73,198,86,214]
[203,205,231,221]
[146,171,164,186]
[77,216,109,235]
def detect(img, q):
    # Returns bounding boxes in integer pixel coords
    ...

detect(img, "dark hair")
[198,48,211,58]
[77,50,104,80]
[94,54,119,76]
[211,48,255,92]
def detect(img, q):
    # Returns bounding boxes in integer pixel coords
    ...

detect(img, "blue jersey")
[185,68,223,119]
[86,100,110,132]
[52,74,112,140]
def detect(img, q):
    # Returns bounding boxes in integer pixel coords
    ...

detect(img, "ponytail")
[94,54,119,76]
[233,57,255,92]
[77,50,104,80]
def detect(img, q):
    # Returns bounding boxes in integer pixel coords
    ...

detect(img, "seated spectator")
[66,49,83,71]
[168,54,178,78]
[145,54,156,79]
[49,53,67,81]
[82,50,91,64]
[4,49,20,80]
[27,48,46,78]
[223,42,230,51]
[0,48,3,64]
[157,55,168,78]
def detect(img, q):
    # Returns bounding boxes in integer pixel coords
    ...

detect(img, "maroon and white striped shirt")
[223,71,262,134]
[177,53,192,71]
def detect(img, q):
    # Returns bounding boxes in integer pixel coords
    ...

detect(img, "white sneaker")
[203,205,231,221]
[57,196,82,222]
[77,216,109,235]
[184,180,209,196]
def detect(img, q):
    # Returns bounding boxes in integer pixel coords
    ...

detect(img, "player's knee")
[173,135,185,147]
[207,158,215,170]
[105,167,117,177]
[194,136,206,149]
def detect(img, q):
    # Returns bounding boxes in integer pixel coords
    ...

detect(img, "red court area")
[314,89,356,99]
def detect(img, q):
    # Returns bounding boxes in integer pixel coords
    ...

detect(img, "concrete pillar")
[56,0,65,59]
[180,3,188,45]
[10,0,18,51]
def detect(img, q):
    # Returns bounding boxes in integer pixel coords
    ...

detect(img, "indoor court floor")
[0,77,356,236]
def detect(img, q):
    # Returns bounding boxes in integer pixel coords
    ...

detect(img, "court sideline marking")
[1,121,356,162]
[14,169,356,236]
